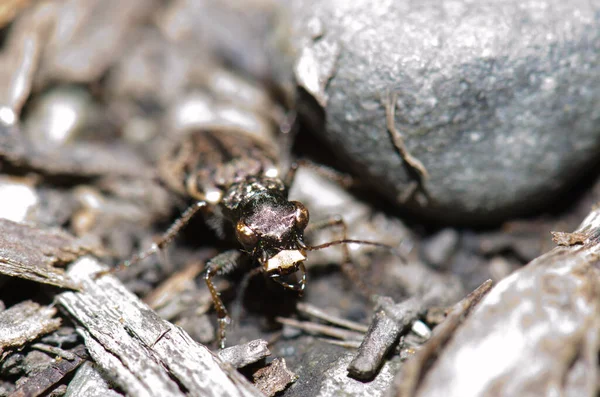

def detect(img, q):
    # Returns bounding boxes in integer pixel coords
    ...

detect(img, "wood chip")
[551,231,587,246]
[252,358,297,396]
[347,310,399,380]
[144,261,204,310]
[0,301,62,356]
[8,345,87,397]
[64,361,122,397]
[217,339,271,369]
[0,219,93,289]
[348,297,424,380]
[57,257,262,397]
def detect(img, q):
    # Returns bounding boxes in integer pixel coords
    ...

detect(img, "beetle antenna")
[306,239,406,262]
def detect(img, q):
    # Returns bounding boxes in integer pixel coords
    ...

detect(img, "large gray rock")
[290,0,600,224]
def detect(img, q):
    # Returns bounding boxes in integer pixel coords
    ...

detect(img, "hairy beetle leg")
[94,201,207,279]
[203,250,244,349]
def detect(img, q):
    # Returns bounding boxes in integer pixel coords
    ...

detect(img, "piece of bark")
[348,297,424,381]
[144,261,204,310]
[57,257,263,397]
[217,339,271,369]
[551,231,587,246]
[8,345,87,397]
[252,358,297,397]
[0,301,62,356]
[64,361,123,397]
[79,329,181,397]
[347,310,399,381]
[394,204,600,397]
[0,219,93,289]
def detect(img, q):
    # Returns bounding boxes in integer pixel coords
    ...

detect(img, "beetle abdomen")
[159,129,279,202]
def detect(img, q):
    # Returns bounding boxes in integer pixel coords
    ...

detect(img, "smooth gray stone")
[290,0,600,223]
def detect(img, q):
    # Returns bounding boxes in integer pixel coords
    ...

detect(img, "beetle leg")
[95,201,207,278]
[203,250,244,349]
[157,201,207,249]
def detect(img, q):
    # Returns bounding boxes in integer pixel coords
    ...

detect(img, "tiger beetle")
[99,114,395,349]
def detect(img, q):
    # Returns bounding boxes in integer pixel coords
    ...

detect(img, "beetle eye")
[235,220,258,247]
[291,201,309,230]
